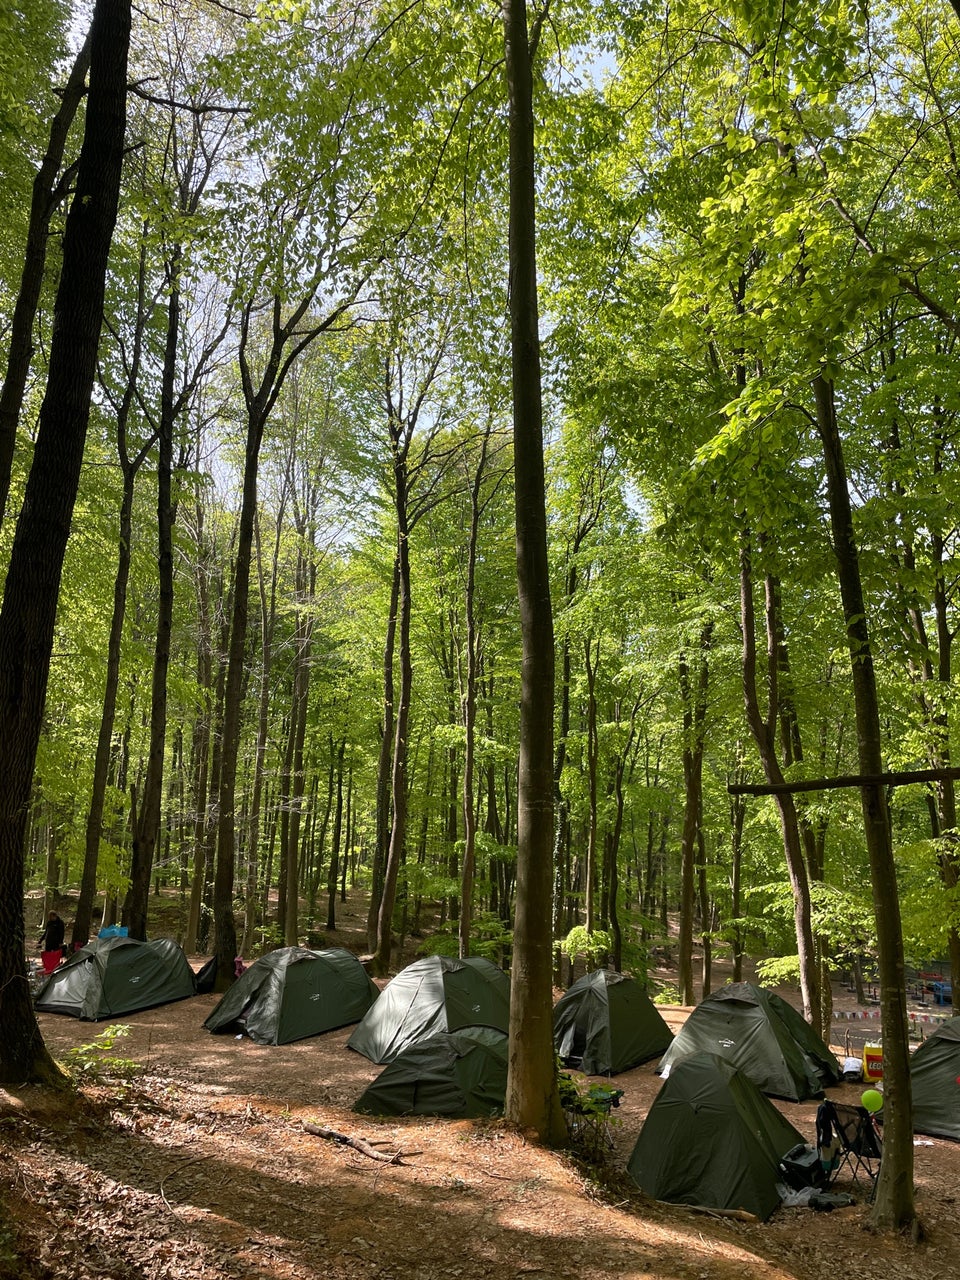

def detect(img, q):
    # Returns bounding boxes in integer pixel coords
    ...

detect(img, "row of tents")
[33,937,960,1152]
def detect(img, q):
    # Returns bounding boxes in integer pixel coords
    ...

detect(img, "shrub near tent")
[34,936,196,1020]
[910,1016,960,1141]
[348,954,510,1064]
[553,969,673,1075]
[657,981,841,1102]
[629,1051,806,1221]
[203,947,378,1045]
[355,1026,509,1118]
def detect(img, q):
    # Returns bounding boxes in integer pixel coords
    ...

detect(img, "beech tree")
[502,0,566,1144]
[0,0,131,1085]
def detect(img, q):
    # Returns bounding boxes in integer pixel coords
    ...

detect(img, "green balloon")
[861,1088,883,1112]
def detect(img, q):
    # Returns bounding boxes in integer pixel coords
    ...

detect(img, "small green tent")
[628,1051,804,1221]
[203,946,378,1045]
[911,1015,960,1140]
[554,970,673,1075]
[657,982,840,1101]
[354,1026,508,1118]
[347,955,510,1064]
[34,936,196,1020]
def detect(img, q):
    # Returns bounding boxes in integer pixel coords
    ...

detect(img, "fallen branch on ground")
[677,1203,759,1223]
[302,1123,407,1164]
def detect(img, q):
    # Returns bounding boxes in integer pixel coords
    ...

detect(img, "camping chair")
[559,1077,624,1160]
[816,1100,882,1197]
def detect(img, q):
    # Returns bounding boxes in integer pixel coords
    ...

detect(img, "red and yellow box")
[862,1044,884,1081]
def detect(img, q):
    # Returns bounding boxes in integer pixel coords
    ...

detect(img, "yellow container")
[862,1043,884,1081]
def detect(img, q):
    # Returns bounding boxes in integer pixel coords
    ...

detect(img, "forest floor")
[2,893,958,1280]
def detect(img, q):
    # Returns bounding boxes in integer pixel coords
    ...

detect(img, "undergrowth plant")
[60,1024,139,1086]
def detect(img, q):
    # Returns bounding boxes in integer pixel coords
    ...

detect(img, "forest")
[2,0,960,1238]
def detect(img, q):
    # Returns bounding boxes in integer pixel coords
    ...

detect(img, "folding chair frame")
[816,1100,883,1198]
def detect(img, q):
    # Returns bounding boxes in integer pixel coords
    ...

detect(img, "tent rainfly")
[354,1025,508,1118]
[553,969,674,1075]
[657,981,841,1102]
[34,936,196,1020]
[203,946,378,1045]
[628,1050,805,1221]
[348,954,510,1064]
[910,1015,960,1141]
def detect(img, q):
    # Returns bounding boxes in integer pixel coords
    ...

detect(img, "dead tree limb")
[302,1122,407,1164]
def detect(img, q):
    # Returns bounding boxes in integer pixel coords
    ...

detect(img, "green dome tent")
[911,1015,960,1140]
[347,955,510,1064]
[203,946,378,1045]
[628,1051,805,1221]
[554,970,673,1075]
[657,982,841,1102]
[354,1026,508,1118]
[34,936,196,1020]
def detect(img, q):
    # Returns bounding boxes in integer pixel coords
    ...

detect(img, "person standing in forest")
[39,910,65,972]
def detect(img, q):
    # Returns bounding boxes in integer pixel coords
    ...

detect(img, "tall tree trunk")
[327,739,345,930]
[0,32,92,525]
[283,610,311,946]
[212,291,348,988]
[75,420,153,948]
[458,428,490,957]
[697,823,712,995]
[739,535,820,1027]
[729,750,747,983]
[214,391,266,985]
[372,506,412,976]
[367,554,399,951]
[123,264,181,941]
[0,0,130,1086]
[677,631,710,1006]
[242,513,280,955]
[502,0,565,1144]
[584,634,600,940]
[813,372,915,1232]
[552,577,575,984]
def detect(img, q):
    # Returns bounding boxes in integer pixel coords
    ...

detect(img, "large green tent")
[554,970,673,1075]
[628,1051,805,1221]
[347,954,510,1064]
[657,982,841,1101]
[911,1015,960,1140]
[354,1026,508,1118]
[34,936,196,1020]
[203,946,378,1045]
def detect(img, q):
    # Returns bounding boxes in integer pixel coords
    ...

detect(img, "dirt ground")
[2,903,958,1280]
